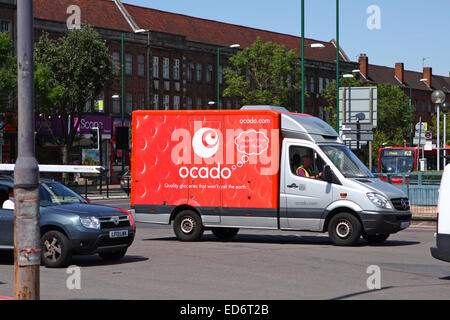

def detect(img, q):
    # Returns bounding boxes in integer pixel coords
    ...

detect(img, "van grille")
[99,215,130,229]
[391,198,410,211]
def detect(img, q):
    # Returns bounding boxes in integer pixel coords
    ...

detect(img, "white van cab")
[431,164,450,262]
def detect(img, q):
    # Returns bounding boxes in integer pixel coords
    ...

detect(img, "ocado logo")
[192,128,219,159]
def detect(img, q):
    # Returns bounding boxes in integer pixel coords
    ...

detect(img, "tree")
[223,37,302,111]
[34,26,115,166]
[321,79,415,163]
[0,32,16,111]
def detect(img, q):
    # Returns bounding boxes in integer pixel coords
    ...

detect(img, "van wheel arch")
[323,208,363,232]
[170,205,201,223]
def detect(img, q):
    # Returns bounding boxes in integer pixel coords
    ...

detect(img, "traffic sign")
[425,131,433,140]
[413,137,426,145]
[342,123,374,132]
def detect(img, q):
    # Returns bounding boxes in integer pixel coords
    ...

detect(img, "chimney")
[423,67,432,87]
[359,54,368,79]
[395,63,404,83]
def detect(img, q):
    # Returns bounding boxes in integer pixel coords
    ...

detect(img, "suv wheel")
[328,212,362,246]
[173,210,204,241]
[41,230,72,268]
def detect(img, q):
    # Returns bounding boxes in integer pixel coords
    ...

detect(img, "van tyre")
[41,230,72,268]
[212,228,239,241]
[362,233,390,244]
[328,212,362,246]
[173,210,204,241]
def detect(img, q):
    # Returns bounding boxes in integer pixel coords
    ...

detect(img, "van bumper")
[360,211,412,235]
[431,234,450,262]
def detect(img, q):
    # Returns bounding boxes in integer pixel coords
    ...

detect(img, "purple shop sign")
[76,116,112,135]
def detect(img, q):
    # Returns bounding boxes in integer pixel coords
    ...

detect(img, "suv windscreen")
[39,182,84,207]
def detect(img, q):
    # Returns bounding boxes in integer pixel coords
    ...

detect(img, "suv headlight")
[80,216,100,229]
[367,193,393,210]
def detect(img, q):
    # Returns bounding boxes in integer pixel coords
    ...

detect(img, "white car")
[431,164,450,262]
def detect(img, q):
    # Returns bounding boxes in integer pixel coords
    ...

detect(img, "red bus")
[378,146,449,175]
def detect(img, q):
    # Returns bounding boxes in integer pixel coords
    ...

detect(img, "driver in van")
[296,155,322,179]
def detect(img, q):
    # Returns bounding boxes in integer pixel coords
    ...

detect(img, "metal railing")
[60,174,131,200]
[375,172,442,215]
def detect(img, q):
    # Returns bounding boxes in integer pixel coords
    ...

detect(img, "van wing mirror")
[323,165,333,183]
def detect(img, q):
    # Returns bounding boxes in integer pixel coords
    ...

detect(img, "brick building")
[0,0,358,181]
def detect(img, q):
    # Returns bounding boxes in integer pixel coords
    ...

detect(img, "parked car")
[0,177,135,268]
[120,169,131,194]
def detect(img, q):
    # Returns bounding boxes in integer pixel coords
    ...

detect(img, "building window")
[137,55,145,77]
[310,77,315,93]
[94,92,104,113]
[319,77,324,92]
[196,97,202,109]
[414,100,418,112]
[125,54,132,76]
[153,94,159,109]
[163,58,170,79]
[112,52,120,74]
[186,97,193,109]
[153,56,159,78]
[173,96,180,110]
[84,96,92,112]
[187,62,194,82]
[422,100,426,113]
[226,100,232,109]
[173,59,180,80]
[196,63,202,83]
[137,94,145,109]
[219,65,223,85]
[0,21,10,33]
[125,93,132,114]
[163,95,170,110]
[206,64,213,84]
[112,95,120,114]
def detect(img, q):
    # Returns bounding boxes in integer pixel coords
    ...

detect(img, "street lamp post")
[442,102,450,167]
[431,90,446,171]
[336,0,340,132]
[217,44,240,109]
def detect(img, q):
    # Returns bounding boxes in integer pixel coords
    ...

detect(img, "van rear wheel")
[328,212,362,246]
[173,210,204,241]
[212,228,239,241]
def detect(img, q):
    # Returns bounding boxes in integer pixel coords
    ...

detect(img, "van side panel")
[132,110,280,224]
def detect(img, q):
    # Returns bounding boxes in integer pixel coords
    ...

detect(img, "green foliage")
[0,32,16,110]
[320,79,414,163]
[34,26,114,162]
[223,38,301,111]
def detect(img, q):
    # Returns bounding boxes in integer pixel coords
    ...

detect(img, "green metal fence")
[375,172,442,215]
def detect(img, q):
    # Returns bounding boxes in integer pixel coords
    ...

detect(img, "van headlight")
[80,216,100,229]
[367,193,393,210]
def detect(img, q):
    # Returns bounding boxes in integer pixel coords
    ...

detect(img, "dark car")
[119,169,131,194]
[0,177,135,268]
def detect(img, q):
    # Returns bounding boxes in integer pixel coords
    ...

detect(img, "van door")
[280,142,332,231]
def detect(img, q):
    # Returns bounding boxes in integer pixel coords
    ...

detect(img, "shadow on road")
[0,252,148,268]
[143,234,420,247]
[67,255,149,268]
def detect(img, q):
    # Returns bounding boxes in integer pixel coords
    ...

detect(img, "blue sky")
[123,0,450,77]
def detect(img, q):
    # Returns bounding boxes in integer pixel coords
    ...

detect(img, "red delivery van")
[132,106,411,246]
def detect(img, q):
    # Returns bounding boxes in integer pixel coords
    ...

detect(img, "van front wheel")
[328,213,362,246]
[173,210,204,241]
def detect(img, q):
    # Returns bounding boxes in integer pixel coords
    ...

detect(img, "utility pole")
[14,0,40,300]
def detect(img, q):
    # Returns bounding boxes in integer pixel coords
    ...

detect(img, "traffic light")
[90,127,99,150]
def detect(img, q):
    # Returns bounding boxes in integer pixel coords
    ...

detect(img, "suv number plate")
[109,230,128,238]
